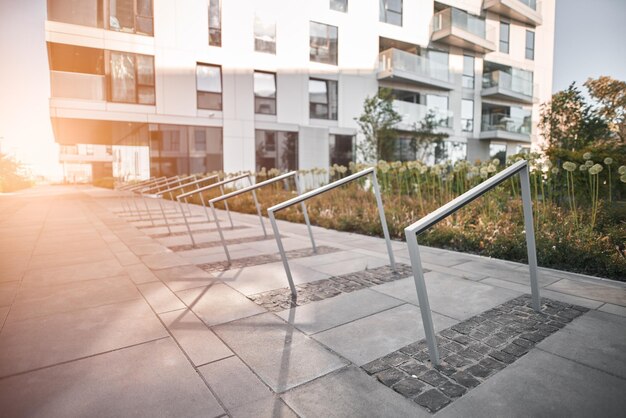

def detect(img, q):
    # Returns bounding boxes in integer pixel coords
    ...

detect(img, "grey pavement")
[0,185,625,417]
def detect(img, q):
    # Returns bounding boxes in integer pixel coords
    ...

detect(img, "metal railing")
[378,48,450,83]
[175,173,252,245]
[209,171,316,262]
[267,167,396,297]
[155,174,220,220]
[121,176,175,220]
[404,159,540,366]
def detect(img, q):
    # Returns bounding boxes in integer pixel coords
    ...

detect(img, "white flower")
[618,165,626,175]
[583,152,592,160]
[492,158,501,167]
[579,164,588,172]
[620,174,626,183]
[604,157,613,165]
[562,161,577,172]
[551,167,560,175]
[589,164,603,175]
[585,160,594,167]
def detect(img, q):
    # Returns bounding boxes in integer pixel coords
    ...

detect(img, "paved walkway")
[0,185,625,417]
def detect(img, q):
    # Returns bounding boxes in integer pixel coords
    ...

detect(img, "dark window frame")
[462,54,475,89]
[208,0,222,46]
[108,0,154,36]
[107,50,155,105]
[380,0,402,26]
[196,63,223,110]
[309,21,338,66]
[309,78,338,121]
[525,30,535,60]
[254,71,277,115]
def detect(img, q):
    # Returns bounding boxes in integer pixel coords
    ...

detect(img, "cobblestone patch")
[362,295,589,413]
[249,264,414,312]
[198,246,341,274]
[169,234,282,252]
[149,225,248,239]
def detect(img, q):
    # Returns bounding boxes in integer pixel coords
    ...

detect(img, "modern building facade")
[43,0,554,179]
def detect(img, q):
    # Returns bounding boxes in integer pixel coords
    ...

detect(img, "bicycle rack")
[404,159,541,366]
[175,173,252,246]
[209,171,316,263]
[267,167,395,297]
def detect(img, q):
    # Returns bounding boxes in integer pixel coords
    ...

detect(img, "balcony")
[378,49,454,90]
[50,71,106,101]
[483,0,542,26]
[480,112,531,142]
[482,70,536,104]
[431,8,496,53]
[393,100,453,131]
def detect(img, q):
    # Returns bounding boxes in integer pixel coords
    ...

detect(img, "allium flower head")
[487,164,497,173]
[492,158,500,166]
[583,152,592,160]
[618,165,626,175]
[604,157,613,165]
[579,164,588,172]
[585,160,594,167]
[589,164,603,175]
[621,174,626,183]
[551,167,559,175]
[562,161,577,172]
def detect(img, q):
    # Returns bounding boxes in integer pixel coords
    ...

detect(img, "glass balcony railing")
[50,71,106,101]
[379,48,450,84]
[393,100,453,129]
[481,112,531,135]
[482,70,535,98]
[433,8,491,40]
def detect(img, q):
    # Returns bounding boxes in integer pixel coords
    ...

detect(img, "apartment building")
[43,0,554,179]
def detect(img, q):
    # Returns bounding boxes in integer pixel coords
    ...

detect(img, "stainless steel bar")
[210,200,230,262]
[519,165,541,310]
[372,170,396,271]
[219,185,234,228]
[295,174,317,253]
[250,188,267,237]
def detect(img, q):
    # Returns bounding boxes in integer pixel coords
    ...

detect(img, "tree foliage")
[410,110,449,162]
[355,88,402,162]
[0,153,32,192]
[584,76,626,142]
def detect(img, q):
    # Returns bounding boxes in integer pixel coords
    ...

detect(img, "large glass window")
[309,22,338,65]
[309,78,338,120]
[329,135,354,166]
[196,63,222,110]
[463,55,475,89]
[255,130,298,171]
[47,0,104,27]
[254,14,276,54]
[48,43,104,75]
[209,0,221,46]
[109,51,155,104]
[380,0,402,26]
[525,30,535,60]
[499,22,510,54]
[330,0,348,12]
[109,0,153,35]
[461,99,474,132]
[426,94,450,127]
[254,71,276,115]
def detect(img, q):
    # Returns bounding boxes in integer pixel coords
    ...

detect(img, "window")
[254,14,276,54]
[490,143,507,166]
[380,0,402,26]
[48,43,104,75]
[194,129,206,151]
[309,78,338,120]
[47,0,104,28]
[462,99,474,132]
[499,22,510,53]
[86,144,94,155]
[196,63,222,110]
[255,130,298,171]
[208,0,221,46]
[463,55,475,89]
[426,94,450,127]
[109,0,153,35]
[109,51,155,104]
[254,71,276,115]
[309,22,338,65]
[525,30,535,60]
[329,135,354,166]
[330,0,348,12]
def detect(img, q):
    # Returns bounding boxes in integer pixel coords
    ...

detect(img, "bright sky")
[552,0,626,93]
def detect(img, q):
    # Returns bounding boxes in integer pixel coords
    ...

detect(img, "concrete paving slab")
[214,313,347,392]
[453,260,561,287]
[21,259,127,286]
[537,310,626,379]
[310,256,390,276]
[137,281,187,313]
[229,396,297,418]
[372,272,521,320]
[313,304,457,366]
[153,264,219,292]
[437,349,626,418]
[282,366,426,417]
[218,262,330,296]
[159,309,232,366]
[0,306,9,328]
[124,263,159,284]
[599,303,626,317]
[0,338,225,418]
[7,276,141,322]
[177,283,266,326]
[546,278,626,307]
[276,288,404,335]
[0,299,167,377]
[0,281,19,307]
[199,355,273,410]
[140,252,191,269]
